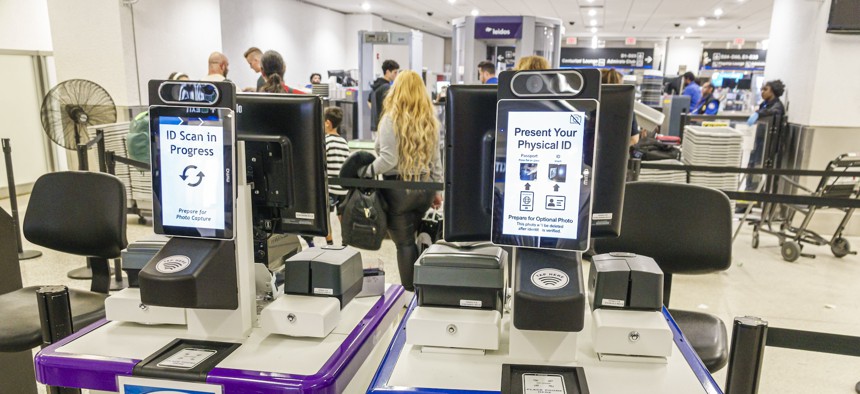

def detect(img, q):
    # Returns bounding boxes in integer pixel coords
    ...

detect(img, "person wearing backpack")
[356,70,442,291]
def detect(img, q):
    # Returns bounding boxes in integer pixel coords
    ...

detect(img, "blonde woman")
[514,55,550,71]
[358,70,442,291]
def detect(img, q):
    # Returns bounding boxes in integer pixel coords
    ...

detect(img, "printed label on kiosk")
[492,99,597,251]
[150,105,235,239]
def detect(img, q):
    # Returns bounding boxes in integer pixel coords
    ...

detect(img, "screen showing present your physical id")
[501,110,586,240]
[158,109,227,232]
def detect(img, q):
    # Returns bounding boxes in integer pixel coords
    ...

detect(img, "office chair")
[0,171,127,354]
[594,181,732,373]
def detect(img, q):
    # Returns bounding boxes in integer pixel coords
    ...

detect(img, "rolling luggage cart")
[752,153,860,262]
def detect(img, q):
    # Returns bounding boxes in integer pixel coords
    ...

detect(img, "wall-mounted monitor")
[828,0,860,34]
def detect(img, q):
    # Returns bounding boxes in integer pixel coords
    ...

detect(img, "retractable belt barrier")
[766,327,860,357]
[725,317,860,394]
[329,178,444,191]
[105,151,149,172]
[639,162,860,209]
[640,162,860,178]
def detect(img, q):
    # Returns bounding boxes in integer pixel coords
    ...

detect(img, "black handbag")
[341,187,388,250]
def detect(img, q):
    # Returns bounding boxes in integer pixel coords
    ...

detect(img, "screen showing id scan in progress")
[154,108,231,235]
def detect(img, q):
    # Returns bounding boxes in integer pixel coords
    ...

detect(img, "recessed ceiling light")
[698,17,706,27]
[361,1,370,11]
[448,0,455,3]
[471,8,479,16]
[590,19,597,26]
[587,0,595,3]
[588,9,597,17]
[714,8,723,17]
[685,27,693,34]
[590,27,598,33]
[680,35,686,40]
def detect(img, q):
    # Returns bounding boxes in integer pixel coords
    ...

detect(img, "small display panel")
[492,99,598,251]
[150,106,235,239]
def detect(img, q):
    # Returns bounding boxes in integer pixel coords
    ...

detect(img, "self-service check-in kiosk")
[36,81,407,393]
[106,81,255,338]
[367,70,722,394]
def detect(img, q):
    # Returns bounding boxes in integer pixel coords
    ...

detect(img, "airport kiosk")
[34,81,407,393]
[369,70,724,393]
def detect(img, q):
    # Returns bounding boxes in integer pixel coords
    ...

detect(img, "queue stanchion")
[724,316,768,394]
[2,138,42,260]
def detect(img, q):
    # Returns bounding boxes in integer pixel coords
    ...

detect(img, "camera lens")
[525,75,544,93]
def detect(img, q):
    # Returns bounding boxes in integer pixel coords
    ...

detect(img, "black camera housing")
[498,69,600,100]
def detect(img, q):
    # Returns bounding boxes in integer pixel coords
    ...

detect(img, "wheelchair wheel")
[831,237,851,258]
[781,241,801,263]
[751,232,760,249]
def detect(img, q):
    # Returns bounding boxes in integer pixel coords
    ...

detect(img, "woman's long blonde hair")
[514,55,550,71]
[381,70,439,181]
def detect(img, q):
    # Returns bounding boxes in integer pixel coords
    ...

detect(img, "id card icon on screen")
[546,195,566,210]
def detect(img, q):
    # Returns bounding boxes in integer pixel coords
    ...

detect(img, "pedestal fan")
[40,79,118,281]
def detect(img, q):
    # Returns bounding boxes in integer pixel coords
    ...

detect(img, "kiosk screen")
[492,99,597,251]
[150,105,235,239]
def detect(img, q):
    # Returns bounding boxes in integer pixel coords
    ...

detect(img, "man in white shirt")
[201,52,229,82]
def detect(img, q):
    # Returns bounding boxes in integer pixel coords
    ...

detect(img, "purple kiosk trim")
[35,285,405,392]
[368,301,723,394]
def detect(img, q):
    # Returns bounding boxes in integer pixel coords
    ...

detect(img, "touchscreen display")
[492,99,598,251]
[150,106,235,239]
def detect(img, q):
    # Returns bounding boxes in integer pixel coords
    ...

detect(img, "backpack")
[631,137,681,161]
[341,188,388,250]
[127,111,151,164]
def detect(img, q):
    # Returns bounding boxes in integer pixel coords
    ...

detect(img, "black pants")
[380,180,435,291]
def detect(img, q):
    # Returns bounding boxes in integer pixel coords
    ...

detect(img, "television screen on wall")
[828,0,860,34]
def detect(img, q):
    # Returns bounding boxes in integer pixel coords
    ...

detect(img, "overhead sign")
[475,16,523,39]
[625,37,637,45]
[701,49,767,70]
[566,37,578,45]
[560,48,654,69]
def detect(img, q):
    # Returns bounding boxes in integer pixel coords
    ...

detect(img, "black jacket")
[369,78,390,131]
[757,98,785,118]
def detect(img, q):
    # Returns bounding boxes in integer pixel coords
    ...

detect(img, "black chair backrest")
[594,182,732,275]
[23,171,128,258]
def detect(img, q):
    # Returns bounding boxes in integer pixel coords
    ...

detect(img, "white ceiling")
[304,0,774,39]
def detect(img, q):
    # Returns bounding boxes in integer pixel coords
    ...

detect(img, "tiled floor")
[3,194,859,394]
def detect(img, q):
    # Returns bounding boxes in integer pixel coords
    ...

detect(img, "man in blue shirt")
[681,72,700,111]
[478,60,498,84]
[693,81,719,115]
